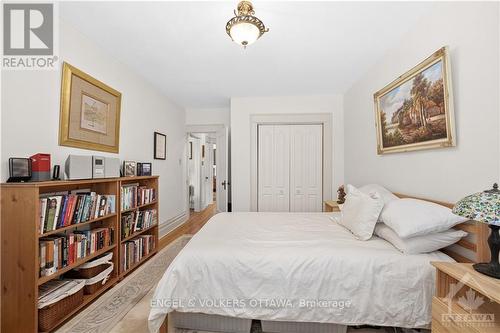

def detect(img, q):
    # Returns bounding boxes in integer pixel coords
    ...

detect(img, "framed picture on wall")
[374,46,456,154]
[154,132,166,160]
[59,62,122,153]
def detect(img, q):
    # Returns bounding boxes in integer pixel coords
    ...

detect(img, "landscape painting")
[374,47,455,154]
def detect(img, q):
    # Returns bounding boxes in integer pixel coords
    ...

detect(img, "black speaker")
[52,165,60,180]
[7,158,32,182]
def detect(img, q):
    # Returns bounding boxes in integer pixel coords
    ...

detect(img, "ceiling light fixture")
[226,1,269,48]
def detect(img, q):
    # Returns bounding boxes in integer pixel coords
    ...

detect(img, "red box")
[30,153,51,172]
[30,153,51,181]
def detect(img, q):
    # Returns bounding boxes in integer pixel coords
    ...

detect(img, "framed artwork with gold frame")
[59,62,122,153]
[374,46,455,155]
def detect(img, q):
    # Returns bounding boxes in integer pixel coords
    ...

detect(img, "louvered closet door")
[290,124,323,212]
[258,125,290,212]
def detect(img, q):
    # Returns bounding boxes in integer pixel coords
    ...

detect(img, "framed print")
[59,62,121,153]
[123,161,137,177]
[154,132,166,160]
[374,46,455,154]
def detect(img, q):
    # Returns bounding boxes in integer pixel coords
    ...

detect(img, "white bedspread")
[149,212,453,332]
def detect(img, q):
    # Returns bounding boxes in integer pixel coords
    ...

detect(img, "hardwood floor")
[158,203,217,251]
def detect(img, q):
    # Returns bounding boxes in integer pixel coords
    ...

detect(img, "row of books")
[121,209,157,239]
[39,192,116,234]
[121,235,155,272]
[121,184,156,210]
[39,227,114,277]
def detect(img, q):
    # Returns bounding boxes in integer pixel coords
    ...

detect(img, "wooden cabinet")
[1,176,159,332]
[324,200,341,212]
[431,262,500,333]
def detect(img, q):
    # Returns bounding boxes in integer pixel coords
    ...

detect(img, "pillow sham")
[339,185,384,240]
[374,223,467,254]
[359,184,399,205]
[380,198,468,238]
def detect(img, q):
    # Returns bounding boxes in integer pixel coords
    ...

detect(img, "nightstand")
[324,200,341,212]
[431,262,500,333]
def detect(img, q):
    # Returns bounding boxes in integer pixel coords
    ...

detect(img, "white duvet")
[149,212,453,332]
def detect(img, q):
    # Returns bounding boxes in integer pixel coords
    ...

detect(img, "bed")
[148,195,490,333]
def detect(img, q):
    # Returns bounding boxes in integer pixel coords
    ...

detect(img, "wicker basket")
[38,288,84,332]
[67,263,109,279]
[84,279,106,295]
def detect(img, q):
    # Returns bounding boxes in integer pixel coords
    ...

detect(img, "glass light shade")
[452,188,500,226]
[229,22,260,46]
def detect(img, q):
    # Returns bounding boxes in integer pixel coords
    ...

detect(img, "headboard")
[394,193,490,264]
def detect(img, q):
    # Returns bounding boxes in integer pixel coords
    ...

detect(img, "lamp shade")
[228,22,260,46]
[452,183,500,225]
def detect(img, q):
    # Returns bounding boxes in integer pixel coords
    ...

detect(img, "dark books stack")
[121,209,157,239]
[39,227,114,277]
[39,191,116,234]
[121,235,155,271]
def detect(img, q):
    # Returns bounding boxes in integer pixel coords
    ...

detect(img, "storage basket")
[66,252,113,279]
[82,262,114,295]
[38,287,83,332]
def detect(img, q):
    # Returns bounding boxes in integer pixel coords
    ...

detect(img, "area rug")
[56,235,192,333]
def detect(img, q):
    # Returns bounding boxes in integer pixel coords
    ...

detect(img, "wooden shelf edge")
[38,244,116,285]
[121,224,158,243]
[119,249,157,278]
[38,276,119,333]
[120,201,157,214]
[38,213,117,238]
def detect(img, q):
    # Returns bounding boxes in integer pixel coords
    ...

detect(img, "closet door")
[290,124,323,212]
[258,125,290,212]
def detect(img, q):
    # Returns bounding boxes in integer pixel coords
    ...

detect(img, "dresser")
[431,262,500,333]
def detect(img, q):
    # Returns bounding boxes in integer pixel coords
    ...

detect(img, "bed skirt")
[165,311,348,333]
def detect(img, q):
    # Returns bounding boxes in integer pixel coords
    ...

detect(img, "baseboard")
[159,210,189,238]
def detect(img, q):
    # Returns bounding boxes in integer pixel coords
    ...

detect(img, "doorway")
[186,125,229,214]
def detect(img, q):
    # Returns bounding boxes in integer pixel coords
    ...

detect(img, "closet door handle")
[222,180,227,190]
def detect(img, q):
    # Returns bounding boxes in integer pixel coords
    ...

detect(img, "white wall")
[1,20,188,233]
[230,95,344,212]
[344,2,499,202]
[186,107,230,127]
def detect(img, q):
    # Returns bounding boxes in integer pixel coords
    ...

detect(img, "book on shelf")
[39,192,116,234]
[121,235,155,271]
[121,209,158,239]
[121,184,156,210]
[39,227,114,277]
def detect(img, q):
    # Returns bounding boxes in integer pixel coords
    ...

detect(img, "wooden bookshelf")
[1,176,159,333]
[119,177,159,277]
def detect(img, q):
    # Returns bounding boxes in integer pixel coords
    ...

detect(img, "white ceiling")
[60,1,434,109]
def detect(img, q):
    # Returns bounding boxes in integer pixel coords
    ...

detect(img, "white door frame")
[250,113,333,212]
[186,124,228,213]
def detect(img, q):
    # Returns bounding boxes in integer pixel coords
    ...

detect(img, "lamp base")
[473,263,500,279]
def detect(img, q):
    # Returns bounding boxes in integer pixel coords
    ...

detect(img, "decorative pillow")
[380,198,468,238]
[359,184,400,205]
[375,223,467,254]
[339,185,384,240]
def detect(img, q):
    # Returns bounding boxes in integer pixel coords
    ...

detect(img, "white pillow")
[380,198,468,238]
[375,223,467,254]
[339,185,384,240]
[359,184,399,205]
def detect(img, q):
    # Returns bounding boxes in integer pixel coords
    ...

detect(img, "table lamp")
[452,183,500,279]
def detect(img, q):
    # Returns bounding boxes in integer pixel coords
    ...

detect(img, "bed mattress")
[148,212,453,332]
